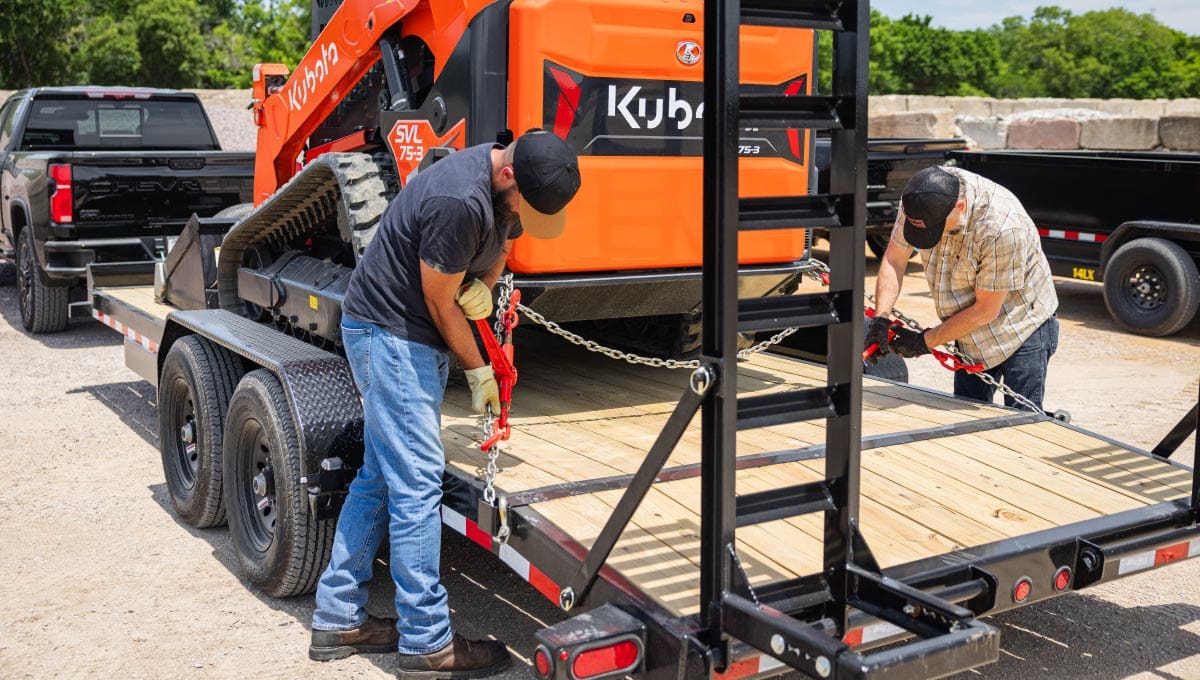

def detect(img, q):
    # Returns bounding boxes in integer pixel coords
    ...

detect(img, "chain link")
[478,274,515,505]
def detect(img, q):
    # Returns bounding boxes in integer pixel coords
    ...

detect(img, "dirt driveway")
[0,251,1196,679]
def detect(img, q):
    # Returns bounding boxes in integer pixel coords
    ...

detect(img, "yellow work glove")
[455,278,493,321]
[464,365,501,415]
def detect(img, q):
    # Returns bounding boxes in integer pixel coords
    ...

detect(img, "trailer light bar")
[48,163,73,224]
[570,637,640,679]
[1053,566,1072,591]
[1117,538,1200,575]
[1012,577,1033,603]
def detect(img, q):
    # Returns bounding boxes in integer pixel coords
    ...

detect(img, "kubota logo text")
[607,85,705,131]
[287,41,340,112]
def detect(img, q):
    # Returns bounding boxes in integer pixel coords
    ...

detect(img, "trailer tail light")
[571,638,640,679]
[49,164,73,224]
[534,604,645,680]
[1053,567,1072,591]
[1012,577,1033,603]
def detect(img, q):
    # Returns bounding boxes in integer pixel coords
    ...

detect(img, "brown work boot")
[394,633,512,679]
[309,615,399,661]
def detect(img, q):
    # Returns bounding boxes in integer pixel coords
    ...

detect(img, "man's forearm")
[873,264,903,317]
[925,302,998,348]
[428,300,486,369]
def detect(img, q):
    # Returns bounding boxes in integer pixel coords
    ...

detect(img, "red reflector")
[842,628,864,646]
[571,640,640,679]
[1155,541,1190,566]
[1053,567,1072,591]
[49,163,73,224]
[548,66,582,140]
[1013,577,1032,602]
[535,648,551,678]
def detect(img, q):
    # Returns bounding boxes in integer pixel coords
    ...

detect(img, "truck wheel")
[1103,238,1200,337]
[15,230,68,333]
[223,369,333,597]
[158,335,243,528]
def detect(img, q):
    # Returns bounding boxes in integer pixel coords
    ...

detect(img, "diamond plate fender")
[158,310,364,505]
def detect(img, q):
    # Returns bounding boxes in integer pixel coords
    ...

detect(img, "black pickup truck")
[950,150,1200,337]
[0,87,254,332]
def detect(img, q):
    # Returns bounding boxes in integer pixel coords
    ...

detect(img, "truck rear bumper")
[43,237,170,281]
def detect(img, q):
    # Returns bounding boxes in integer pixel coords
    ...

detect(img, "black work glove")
[863,316,893,363]
[890,326,931,358]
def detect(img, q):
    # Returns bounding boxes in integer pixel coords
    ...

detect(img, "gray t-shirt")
[342,144,522,351]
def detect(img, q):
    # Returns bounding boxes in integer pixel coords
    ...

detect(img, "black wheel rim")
[17,235,33,322]
[166,375,198,489]
[1124,264,1166,312]
[235,417,276,553]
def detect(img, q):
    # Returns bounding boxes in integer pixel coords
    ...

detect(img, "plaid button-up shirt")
[890,167,1058,369]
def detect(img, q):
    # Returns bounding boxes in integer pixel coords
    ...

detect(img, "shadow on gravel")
[946,593,1200,679]
[0,286,122,349]
[69,380,159,447]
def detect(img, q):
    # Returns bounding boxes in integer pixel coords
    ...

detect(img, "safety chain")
[477,274,516,504]
[516,303,800,370]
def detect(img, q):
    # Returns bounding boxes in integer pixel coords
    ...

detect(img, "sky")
[872,0,1200,36]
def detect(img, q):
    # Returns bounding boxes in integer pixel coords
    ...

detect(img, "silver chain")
[478,275,515,504]
[517,303,799,369]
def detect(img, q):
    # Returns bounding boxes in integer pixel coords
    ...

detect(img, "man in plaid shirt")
[866,166,1059,410]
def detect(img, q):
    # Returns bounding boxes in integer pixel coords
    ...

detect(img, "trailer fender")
[1100,220,1200,271]
[158,309,363,517]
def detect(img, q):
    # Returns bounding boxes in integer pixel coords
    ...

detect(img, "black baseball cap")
[901,167,960,250]
[512,129,581,239]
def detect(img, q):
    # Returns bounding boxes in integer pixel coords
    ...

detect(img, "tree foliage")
[1,2,1198,97]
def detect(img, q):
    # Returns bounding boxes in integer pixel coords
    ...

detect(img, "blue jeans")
[311,315,453,655]
[954,316,1059,411]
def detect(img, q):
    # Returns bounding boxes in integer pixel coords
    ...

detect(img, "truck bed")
[90,282,1195,627]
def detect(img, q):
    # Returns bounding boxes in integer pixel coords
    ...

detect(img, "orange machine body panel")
[505,0,813,274]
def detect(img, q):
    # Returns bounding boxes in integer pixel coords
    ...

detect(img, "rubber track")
[216,153,390,313]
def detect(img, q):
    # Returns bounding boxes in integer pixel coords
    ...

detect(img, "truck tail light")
[49,163,73,224]
[571,638,641,679]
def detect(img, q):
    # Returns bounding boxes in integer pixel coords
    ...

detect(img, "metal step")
[740,0,853,30]
[738,95,853,130]
[737,387,839,430]
[736,293,838,334]
[738,195,851,232]
[736,480,835,527]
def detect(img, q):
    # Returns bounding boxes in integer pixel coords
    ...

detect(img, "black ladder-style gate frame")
[558,1,1002,677]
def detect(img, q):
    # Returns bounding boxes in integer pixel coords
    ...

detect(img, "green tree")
[0,0,81,88]
[870,13,1001,95]
[132,0,209,88]
[68,15,141,86]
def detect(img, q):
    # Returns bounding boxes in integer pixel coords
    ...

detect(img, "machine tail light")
[49,164,73,224]
[783,75,809,160]
[547,65,582,139]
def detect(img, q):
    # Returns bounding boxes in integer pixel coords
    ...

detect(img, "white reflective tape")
[1079,233,1097,242]
[1118,549,1156,575]
[1048,230,1066,239]
[1190,539,1200,559]
[441,505,467,536]
[861,620,905,644]
[498,543,531,580]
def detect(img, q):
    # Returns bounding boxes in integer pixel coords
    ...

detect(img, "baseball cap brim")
[902,214,947,250]
[518,194,567,239]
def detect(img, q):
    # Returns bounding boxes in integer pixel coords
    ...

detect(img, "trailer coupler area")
[724,565,999,680]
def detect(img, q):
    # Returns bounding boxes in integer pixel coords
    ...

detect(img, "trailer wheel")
[223,369,333,597]
[158,335,243,527]
[16,230,68,333]
[1103,238,1200,337]
[865,232,891,260]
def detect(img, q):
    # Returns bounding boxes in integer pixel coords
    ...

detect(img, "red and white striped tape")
[843,620,905,647]
[1117,538,1200,575]
[92,309,158,353]
[439,504,561,603]
[1037,228,1108,244]
[716,653,785,679]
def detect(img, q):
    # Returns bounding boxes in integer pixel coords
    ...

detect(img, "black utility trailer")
[85,2,1200,678]
[950,149,1200,337]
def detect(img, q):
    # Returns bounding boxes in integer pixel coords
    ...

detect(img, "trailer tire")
[16,230,68,333]
[865,352,909,382]
[158,336,243,527]
[1103,238,1200,337]
[223,369,333,597]
[865,232,891,260]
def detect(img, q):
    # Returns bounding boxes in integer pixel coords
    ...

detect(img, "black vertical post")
[823,1,870,633]
[1192,376,1199,511]
[699,0,740,656]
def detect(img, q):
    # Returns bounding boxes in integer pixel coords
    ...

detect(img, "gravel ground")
[0,246,1196,679]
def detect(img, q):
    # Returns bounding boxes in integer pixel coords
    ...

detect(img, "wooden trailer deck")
[439,333,1193,618]
[93,284,1195,618]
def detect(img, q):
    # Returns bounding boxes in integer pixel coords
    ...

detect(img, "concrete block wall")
[870,95,1200,151]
